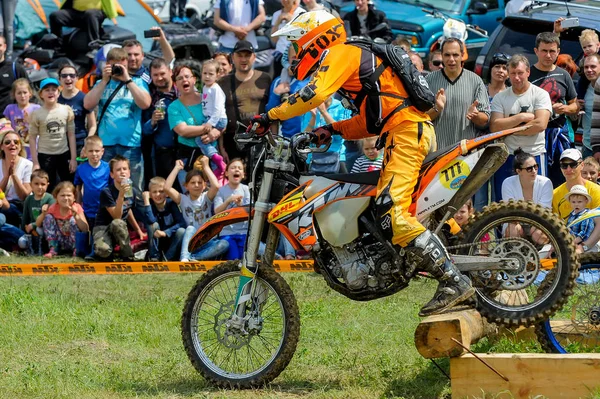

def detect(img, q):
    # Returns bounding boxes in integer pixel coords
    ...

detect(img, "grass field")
[0,256,543,399]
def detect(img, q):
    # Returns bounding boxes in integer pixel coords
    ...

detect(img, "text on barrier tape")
[0,260,315,276]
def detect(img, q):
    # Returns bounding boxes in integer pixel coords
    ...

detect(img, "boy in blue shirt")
[74,135,111,256]
[142,176,186,261]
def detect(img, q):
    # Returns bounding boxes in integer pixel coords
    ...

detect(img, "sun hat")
[564,184,592,203]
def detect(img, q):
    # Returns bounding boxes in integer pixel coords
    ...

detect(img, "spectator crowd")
[1,1,600,261]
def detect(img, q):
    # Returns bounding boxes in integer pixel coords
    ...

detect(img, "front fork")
[232,167,276,319]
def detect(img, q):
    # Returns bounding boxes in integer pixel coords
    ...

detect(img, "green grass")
[0,258,541,399]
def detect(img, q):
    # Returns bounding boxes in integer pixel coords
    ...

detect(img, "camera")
[112,64,124,76]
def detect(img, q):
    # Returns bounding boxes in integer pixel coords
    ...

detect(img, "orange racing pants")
[376,120,436,247]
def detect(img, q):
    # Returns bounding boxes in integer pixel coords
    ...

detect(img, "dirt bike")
[180,125,579,388]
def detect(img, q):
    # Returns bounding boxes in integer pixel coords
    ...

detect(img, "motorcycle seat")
[325,171,380,186]
[420,142,458,172]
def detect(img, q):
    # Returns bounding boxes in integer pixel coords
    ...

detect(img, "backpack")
[346,38,435,134]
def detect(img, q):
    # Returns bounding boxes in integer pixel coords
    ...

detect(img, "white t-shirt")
[0,157,32,201]
[491,84,552,156]
[179,192,213,229]
[501,174,554,208]
[202,83,228,126]
[271,7,305,54]
[214,183,250,236]
[214,0,265,49]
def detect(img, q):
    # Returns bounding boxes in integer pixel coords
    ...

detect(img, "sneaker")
[171,16,183,23]
[182,17,190,22]
[0,248,11,257]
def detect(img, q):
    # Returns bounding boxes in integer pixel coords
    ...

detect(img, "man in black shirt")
[0,36,28,115]
[343,0,393,43]
[530,32,578,186]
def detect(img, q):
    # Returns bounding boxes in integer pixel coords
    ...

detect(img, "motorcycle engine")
[326,234,399,291]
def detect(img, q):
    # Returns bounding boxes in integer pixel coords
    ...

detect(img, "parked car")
[474,0,600,81]
[145,0,212,21]
[340,0,505,66]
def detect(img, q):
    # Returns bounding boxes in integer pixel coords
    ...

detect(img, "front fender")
[189,206,255,252]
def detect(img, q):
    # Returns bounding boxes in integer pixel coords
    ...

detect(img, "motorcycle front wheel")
[458,200,578,327]
[535,253,600,353]
[181,261,300,388]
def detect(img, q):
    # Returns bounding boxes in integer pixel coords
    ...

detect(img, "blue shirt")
[58,91,89,146]
[73,160,111,219]
[142,198,186,237]
[95,77,150,147]
[168,99,207,148]
[567,208,595,242]
[142,86,178,148]
[266,77,310,138]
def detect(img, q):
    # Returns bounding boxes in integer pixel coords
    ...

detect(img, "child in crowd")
[142,176,187,261]
[3,78,40,149]
[577,30,600,98]
[214,159,250,260]
[582,156,600,184]
[58,64,96,157]
[93,155,146,260]
[41,181,89,258]
[565,185,596,253]
[0,188,26,252]
[351,137,383,173]
[74,136,111,232]
[165,157,228,262]
[21,169,54,254]
[29,78,77,190]
[195,59,227,179]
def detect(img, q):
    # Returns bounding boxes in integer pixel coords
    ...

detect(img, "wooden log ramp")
[414,310,600,398]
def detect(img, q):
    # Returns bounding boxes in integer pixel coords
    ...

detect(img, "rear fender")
[189,206,254,252]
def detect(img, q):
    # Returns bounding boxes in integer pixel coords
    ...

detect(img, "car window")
[395,0,464,14]
[475,0,498,10]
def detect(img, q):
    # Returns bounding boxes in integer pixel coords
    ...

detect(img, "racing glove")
[248,113,272,136]
[309,124,336,146]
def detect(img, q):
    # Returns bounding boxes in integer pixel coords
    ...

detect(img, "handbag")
[309,152,341,174]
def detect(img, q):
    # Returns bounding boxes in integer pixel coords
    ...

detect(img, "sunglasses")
[518,164,539,173]
[492,52,511,62]
[560,161,581,170]
[432,60,443,67]
[3,139,20,145]
[60,73,77,79]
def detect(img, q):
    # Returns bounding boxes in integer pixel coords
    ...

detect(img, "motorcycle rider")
[249,10,474,316]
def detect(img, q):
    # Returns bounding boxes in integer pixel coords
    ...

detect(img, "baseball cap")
[233,40,255,54]
[560,148,582,162]
[39,78,60,90]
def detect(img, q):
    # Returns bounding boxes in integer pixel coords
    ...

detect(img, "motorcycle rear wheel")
[459,200,578,327]
[535,253,600,353]
[181,261,300,388]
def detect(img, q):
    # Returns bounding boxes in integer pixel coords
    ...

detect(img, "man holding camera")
[84,47,151,194]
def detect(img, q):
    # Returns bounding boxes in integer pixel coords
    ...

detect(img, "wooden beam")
[451,353,600,398]
[414,309,494,359]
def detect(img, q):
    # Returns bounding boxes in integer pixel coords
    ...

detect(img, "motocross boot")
[404,230,475,317]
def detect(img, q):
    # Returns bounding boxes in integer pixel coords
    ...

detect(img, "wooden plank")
[414,309,492,359]
[451,353,600,398]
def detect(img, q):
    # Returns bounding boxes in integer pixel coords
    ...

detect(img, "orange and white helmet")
[272,10,346,80]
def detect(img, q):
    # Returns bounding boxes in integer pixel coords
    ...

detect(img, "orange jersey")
[267,44,430,140]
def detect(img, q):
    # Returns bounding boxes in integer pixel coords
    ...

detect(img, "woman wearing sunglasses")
[0,121,33,227]
[502,148,554,241]
[57,64,97,158]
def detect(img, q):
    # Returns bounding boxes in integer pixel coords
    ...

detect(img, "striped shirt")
[426,69,490,149]
[351,154,383,173]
